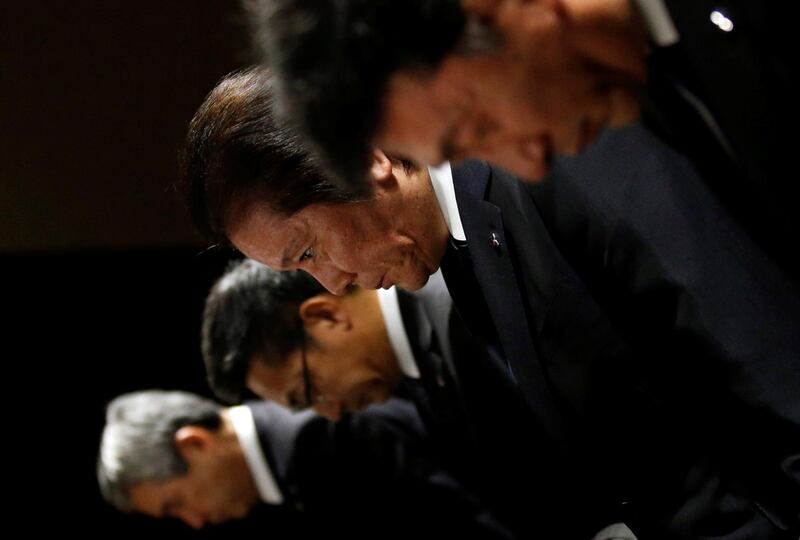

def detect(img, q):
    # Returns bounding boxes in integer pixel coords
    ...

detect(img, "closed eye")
[299,247,315,263]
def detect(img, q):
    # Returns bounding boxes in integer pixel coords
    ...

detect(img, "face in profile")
[374,0,648,181]
[128,426,258,529]
[246,289,402,421]
[227,151,450,294]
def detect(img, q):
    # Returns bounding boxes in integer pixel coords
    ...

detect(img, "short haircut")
[203,259,352,404]
[248,0,497,185]
[97,390,222,513]
[177,66,360,244]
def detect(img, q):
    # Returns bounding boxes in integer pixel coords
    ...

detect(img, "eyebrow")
[279,238,301,268]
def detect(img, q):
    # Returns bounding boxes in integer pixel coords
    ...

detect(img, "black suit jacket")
[644,0,798,279]
[394,273,609,538]
[444,124,800,539]
[246,398,514,539]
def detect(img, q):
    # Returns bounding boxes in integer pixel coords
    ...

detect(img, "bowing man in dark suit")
[202,259,608,538]
[252,0,798,280]
[181,69,798,538]
[97,390,512,539]
[439,126,800,539]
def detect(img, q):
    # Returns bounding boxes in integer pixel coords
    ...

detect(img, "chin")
[608,88,643,128]
[400,268,432,291]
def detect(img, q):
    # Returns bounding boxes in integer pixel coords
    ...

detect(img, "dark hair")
[250,0,489,186]
[202,258,343,403]
[178,66,360,244]
[97,391,222,512]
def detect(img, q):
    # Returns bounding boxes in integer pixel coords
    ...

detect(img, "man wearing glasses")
[201,259,627,539]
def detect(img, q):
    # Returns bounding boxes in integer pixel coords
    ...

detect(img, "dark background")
[1,2,287,535]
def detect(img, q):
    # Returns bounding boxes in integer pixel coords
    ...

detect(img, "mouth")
[578,116,605,153]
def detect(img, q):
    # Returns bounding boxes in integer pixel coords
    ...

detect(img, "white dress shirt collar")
[428,162,467,242]
[228,405,284,505]
[377,286,421,379]
[635,0,680,47]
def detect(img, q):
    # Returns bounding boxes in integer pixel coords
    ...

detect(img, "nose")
[315,400,344,422]
[178,510,206,530]
[312,265,355,295]
[515,137,550,180]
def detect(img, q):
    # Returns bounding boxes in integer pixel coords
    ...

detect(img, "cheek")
[357,238,404,268]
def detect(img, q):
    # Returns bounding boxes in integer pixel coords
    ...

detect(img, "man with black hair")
[203,259,611,539]
[97,390,514,538]
[251,0,797,280]
[181,68,800,539]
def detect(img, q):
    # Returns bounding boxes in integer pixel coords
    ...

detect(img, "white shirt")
[428,162,466,242]
[635,0,680,47]
[377,285,421,379]
[228,405,284,505]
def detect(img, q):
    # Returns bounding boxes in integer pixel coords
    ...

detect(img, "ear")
[298,294,351,331]
[369,149,394,184]
[174,426,214,460]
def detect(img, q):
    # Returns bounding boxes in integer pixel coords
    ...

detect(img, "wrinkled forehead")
[227,202,310,270]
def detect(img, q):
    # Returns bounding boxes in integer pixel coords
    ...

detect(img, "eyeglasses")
[288,335,323,411]
[298,336,315,409]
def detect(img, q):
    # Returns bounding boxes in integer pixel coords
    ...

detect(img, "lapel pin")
[491,232,501,248]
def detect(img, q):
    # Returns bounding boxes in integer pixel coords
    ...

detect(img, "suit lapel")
[249,401,316,507]
[452,161,566,441]
[396,289,467,428]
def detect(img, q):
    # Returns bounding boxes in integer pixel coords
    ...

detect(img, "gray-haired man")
[97,390,514,538]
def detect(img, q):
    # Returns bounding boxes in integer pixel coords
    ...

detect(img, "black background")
[1,2,303,536]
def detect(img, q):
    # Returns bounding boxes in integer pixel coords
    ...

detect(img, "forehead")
[227,203,309,269]
[229,200,387,269]
[129,478,183,517]
[375,74,452,162]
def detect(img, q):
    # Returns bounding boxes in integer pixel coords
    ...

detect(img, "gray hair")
[97,390,223,512]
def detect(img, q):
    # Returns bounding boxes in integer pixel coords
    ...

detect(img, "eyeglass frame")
[298,334,315,410]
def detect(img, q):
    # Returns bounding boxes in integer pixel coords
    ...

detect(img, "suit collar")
[395,287,447,387]
[450,159,491,203]
[450,161,566,441]
[246,401,317,505]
